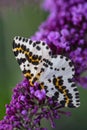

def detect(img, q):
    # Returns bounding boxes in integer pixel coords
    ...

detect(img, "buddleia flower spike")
[0,36,80,130]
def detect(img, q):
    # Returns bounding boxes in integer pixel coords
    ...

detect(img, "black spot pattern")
[46,46,49,49]
[14,51,19,56]
[60,55,63,59]
[33,42,36,47]
[41,68,45,72]
[42,42,45,46]
[60,101,66,106]
[68,78,73,83]
[22,69,31,74]
[19,37,22,41]
[65,57,69,61]
[71,84,76,87]
[17,58,26,65]
[48,79,51,82]
[36,46,41,50]
[36,41,40,44]
[43,63,48,68]
[62,67,65,70]
[69,61,73,67]
[29,40,32,45]
[34,67,38,70]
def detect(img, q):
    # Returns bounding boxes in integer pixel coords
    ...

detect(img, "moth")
[12,36,80,108]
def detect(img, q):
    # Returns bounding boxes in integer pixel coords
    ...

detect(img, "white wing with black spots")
[12,36,80,108]
[39,55,80,107]
[13,36,51,85]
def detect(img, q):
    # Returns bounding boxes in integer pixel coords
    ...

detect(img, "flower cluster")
[32,0,87,88]
[0,79,70,130]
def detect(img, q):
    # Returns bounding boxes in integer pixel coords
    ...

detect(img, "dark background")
[0,4,87,130]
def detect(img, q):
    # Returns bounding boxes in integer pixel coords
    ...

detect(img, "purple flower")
[0,79,69,130]
[32,0,87,88]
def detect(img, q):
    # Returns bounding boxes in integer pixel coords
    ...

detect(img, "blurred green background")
[0,4,87,130]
